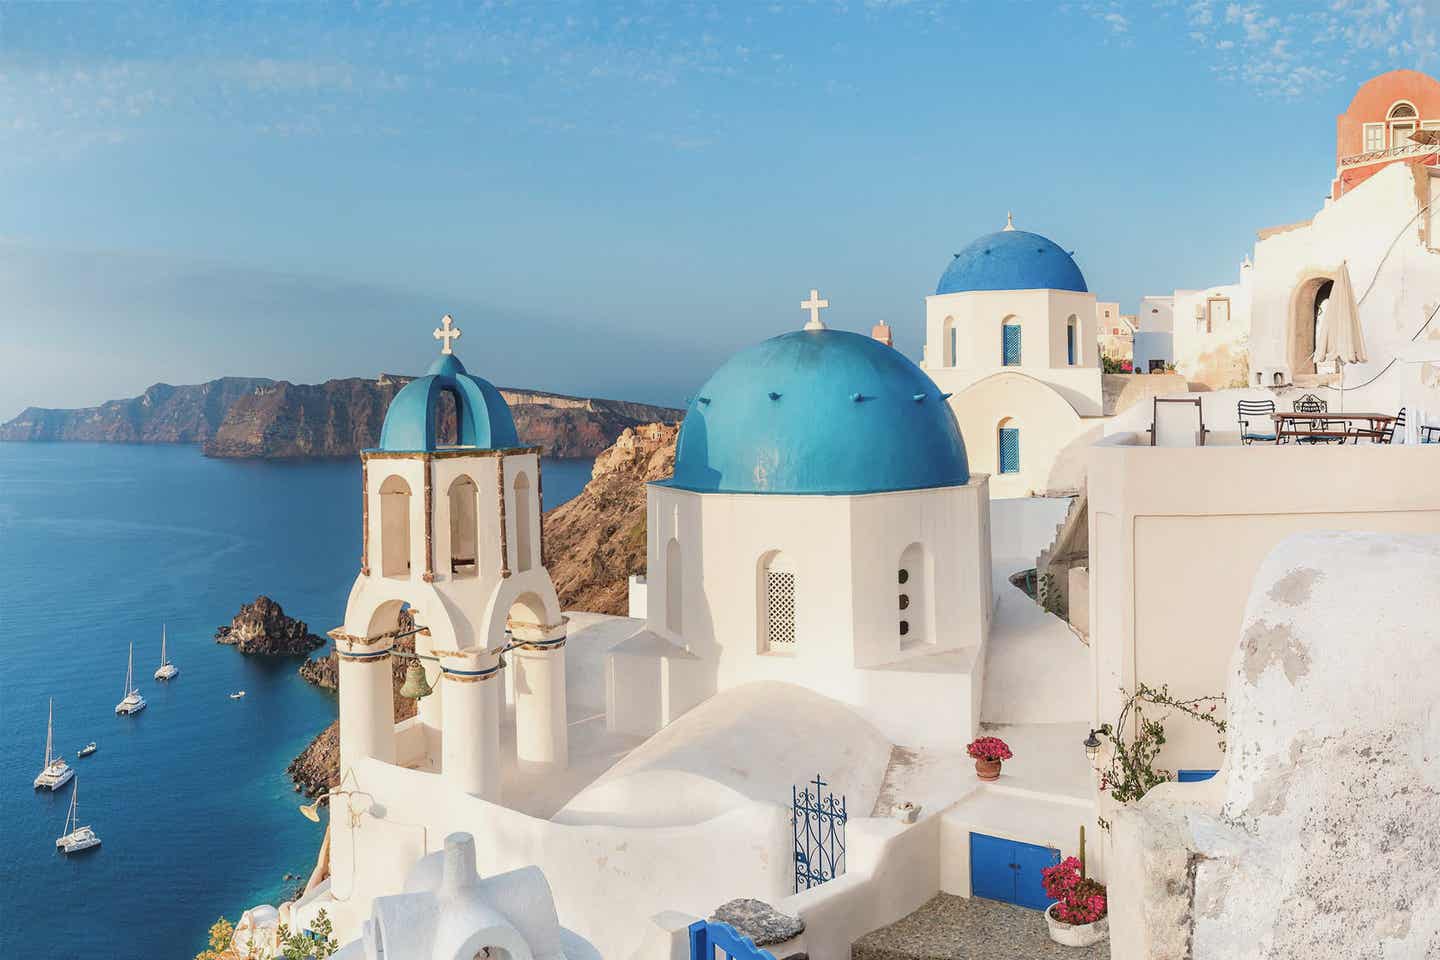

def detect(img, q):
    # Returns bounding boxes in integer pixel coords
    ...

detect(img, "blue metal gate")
[970,832,1059,910]
[792,774,846,892]
[688,920,776,960]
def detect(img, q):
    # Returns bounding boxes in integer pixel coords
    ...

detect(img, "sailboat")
[154,623,179,681]
[115,642,148,716]
[33,698,75,791]
[56,777,101,854]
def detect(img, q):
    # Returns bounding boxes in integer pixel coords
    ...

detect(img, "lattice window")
[1002,323,1022,366]
[765,563,796,650]
[999,426,1021,475]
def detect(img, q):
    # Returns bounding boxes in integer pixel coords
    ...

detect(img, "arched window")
[665,538,683,635]
[379,475,412,578]
[998,418,1020,475]
[759,551,796,653]
[1389,101,1418,150]
[942,316,957,367]
[1002,317,1022,366]
[898,542,927,647]
[448,475,478,577]
[1066,315,1079,366]
[512,471,533,573]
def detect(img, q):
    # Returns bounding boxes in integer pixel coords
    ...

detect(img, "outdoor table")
[1272,411,1396,443]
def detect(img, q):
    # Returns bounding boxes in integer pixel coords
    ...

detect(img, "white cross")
[433,314,462,355]
[800,289,830,330]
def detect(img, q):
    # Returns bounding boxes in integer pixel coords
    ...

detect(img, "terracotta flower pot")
[975,758,1002,781]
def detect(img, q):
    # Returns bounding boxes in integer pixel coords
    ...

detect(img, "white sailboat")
[56,777,101,854]
[154,623,179,681]
[33,698,75,790]
[115,642,148,716]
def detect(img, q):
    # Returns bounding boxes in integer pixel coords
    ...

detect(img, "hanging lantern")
[399,659,434,700]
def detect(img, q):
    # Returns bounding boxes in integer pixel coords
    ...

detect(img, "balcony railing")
[1339,140,1440,170]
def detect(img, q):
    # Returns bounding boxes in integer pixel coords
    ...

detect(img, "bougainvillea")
[1041,857,1108,925]
[965,736,1013,762]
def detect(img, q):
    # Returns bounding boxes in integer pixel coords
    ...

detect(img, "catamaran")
[115,642,148,716]
[154,623,179,681]
[33,698,75,791]
[56,777,101,854]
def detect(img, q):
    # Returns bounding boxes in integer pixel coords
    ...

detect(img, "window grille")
[1002,324,1022,366]
[765,567,796,649]
[999,427,1021,475]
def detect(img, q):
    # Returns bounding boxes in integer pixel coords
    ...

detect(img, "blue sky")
[1,1,1436,418]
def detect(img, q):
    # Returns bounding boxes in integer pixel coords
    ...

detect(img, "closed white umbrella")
[1312,261,1367,411]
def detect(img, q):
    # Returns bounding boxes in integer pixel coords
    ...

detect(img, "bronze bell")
[399,659,434,700]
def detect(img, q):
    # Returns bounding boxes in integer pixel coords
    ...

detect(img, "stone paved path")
[851,895,1109,960]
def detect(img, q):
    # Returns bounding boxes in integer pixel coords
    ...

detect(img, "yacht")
[33,699,75,791]
[115,642,148,716]
[77,743,97,758]
[229,690,247,700]
[56,777,101,855]
[153,623,179,681]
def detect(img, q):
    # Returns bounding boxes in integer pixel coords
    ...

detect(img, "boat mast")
[160,624,167,668]
[125,643,134,696]
[67,778,78,834]
[45,698,54,767]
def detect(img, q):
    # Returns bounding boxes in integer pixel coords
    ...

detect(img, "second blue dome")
[936,228,1087,295]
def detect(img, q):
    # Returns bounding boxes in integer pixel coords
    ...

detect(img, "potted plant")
[1041,857,1108,947]
[965,736,1012,781]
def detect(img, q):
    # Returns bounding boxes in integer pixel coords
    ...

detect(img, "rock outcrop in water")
[1,374,683,460]
[215,596,325,656]
[542,422,680,616]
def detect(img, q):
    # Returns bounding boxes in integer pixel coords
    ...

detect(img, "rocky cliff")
[0,377,273,443]
[542,422,680,616]
[215,596,326,656]
[2,374,683,460]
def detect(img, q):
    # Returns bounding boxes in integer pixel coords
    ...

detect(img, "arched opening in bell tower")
[448,474,479,577]
[379,475,413,579]
[513,471,534,573]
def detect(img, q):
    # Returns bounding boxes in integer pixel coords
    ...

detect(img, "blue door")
[1177,769,1218,782]
[1002,324,1022,365]
[970,833,1060,910]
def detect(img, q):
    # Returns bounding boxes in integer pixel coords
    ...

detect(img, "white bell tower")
[331,315,569,805]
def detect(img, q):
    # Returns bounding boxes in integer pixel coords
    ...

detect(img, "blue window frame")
[1177,769,1218,782]
[1066,323,1076,365]
[1002,323,1022,366]
[999,427,1020,475]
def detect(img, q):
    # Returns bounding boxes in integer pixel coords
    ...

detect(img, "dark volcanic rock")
[215,596,325,656]
[710,899,805,946]
[0,378,273,443]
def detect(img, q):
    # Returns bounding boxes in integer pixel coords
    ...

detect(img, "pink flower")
[966,736,1014,762]
[1042,857,1107,925]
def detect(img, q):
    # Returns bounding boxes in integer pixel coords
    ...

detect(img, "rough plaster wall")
[1113,531,1440,960]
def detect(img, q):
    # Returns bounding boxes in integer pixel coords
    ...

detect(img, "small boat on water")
[77,742,97,758]
[154,623,179,681]
[229,690,247,700]
[56,777,101,855]
[115,642,148,716]
[33,699,75,791]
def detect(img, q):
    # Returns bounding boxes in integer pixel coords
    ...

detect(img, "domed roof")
[378,352,520,453]
[664,329,969,496]
[936,226,1087,295]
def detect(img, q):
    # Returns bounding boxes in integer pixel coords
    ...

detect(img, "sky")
[1,0,1437,419]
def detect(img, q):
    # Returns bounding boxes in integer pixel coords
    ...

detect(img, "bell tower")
[332,316,569,804]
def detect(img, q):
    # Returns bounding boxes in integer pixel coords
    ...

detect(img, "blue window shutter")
[999,428,1020,475]
[1003,324,1022,365]
[1067,325,1076,365]
[1177,769,1218,782]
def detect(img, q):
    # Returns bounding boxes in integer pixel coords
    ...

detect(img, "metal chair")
[1379,408,1406,444]
[1236,400,1276,445]
[1292,393,1341,444]
[1150,397,1208,447]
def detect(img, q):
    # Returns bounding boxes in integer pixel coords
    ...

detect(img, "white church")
[235,68,1440,960]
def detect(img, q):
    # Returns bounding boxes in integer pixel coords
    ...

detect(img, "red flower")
[1041,857,1107,925]
[965,736,1014,762]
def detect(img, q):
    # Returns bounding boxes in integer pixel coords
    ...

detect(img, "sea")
[0,442,592,960]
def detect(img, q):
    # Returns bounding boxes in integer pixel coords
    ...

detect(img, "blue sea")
[0,443,592,960]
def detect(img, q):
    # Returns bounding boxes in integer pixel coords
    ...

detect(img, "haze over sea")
[0,442,591,960]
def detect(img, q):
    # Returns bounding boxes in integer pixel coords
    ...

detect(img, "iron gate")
[792,774,846,892]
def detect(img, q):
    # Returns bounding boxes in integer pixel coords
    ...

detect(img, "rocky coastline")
[215,596,325,656]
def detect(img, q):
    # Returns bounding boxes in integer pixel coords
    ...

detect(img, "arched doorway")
[1288,275,1335,376]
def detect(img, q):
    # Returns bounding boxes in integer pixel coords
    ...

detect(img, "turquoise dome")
[936,228,1087,295]
[664,329,969,495]
[378,353,519,452]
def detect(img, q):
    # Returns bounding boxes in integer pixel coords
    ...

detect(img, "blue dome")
[378,353,520,452]
[664,329,970,496]
[936,229,1087,295]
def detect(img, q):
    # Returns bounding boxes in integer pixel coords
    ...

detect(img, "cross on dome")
[800,289,830,331]
[1003,212,1016,231]
[433,314,462,355]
